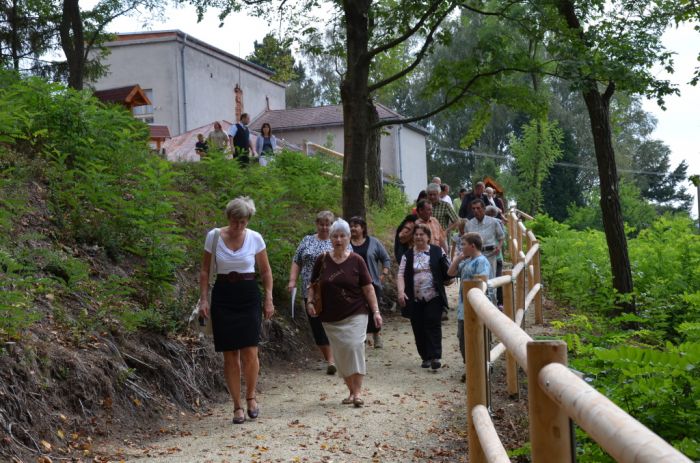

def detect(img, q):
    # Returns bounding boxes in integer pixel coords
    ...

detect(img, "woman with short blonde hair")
[198,196,274,424]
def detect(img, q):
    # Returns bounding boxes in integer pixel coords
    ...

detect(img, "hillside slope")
[0,72,407,461]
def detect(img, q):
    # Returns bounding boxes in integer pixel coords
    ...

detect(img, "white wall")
[398,127,428,200]
[181,40,285,131]
[92,35,285,136]
[94,40,182,132]
[276,124,426,199]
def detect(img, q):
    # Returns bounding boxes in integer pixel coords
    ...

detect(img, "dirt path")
[99,310,472,462]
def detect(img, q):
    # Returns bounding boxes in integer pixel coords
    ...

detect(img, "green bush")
[0,71,411,342]
[0,250,43,339]
[539,214,700,459]
[565,180,657,235]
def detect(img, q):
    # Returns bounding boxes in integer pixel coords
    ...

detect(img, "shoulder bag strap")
[320,252,327,276]
[209,228,220,287]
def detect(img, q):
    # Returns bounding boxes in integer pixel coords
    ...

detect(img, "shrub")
[539,214,700,459]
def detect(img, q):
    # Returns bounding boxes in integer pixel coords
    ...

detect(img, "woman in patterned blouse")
[396,223,452,371]
[288,211,337,374]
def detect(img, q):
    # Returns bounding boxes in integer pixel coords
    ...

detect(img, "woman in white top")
[198,196,274,424]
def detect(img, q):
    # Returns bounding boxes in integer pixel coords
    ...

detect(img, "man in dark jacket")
[458,181,489,219]
[228,113,257,164]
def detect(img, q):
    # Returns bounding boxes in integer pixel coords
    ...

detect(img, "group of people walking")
[195,114,278,166]
[197,179,508,424]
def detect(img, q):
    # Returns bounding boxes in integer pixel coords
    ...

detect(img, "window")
[133,89,154,123]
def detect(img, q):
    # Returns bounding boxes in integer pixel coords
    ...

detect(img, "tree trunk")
[10,0,20,70]
[582,86,636,314]
[340,0,372,219]
[367,102,384,208]
[59,0,84,90]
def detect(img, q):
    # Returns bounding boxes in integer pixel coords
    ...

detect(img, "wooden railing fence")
[464,209,691,463]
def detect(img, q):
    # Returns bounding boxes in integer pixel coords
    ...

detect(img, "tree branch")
[368,0,446,58]
[372,66,531,128]
[602,81,615,103]
[368,5,454,92]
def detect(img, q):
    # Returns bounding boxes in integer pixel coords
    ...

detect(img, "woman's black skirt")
[211,279,261,352]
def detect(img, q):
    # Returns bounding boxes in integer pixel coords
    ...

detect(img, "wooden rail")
[304,141,345,159]
[463,210,691,463]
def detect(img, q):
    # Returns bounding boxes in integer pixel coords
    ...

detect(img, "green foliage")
[0,64,410,345]
[0,250,43,339]
[174,149,344,288]
[246,34,299,83]
[367,185,410,240]
[509,118,563,215]
[565,180,657,235]
[540,214,700,459]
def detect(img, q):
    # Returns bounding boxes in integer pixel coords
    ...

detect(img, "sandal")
[232,407,245,424]
[246,397,259,419]
[341,396,354,405]
[353,397,364,408]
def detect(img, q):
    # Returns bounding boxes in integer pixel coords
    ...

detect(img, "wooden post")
[464,280,488,463]
[502,270,518,398]
[508,213,518,264]
[527,341,573,463]
[533,240,543,324]
[516,255,526,316]
[516,219,524,257]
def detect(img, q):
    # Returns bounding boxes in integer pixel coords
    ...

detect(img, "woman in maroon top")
[307,219,382,407]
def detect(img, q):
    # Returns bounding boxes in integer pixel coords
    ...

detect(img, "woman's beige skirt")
[323,314,368,378]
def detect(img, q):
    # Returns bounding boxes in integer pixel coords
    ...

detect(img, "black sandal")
[246,397,259,419]
[232,407,245,424]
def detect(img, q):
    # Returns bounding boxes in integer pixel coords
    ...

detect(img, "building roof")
[483,176,505,196]
[149,125,171,140]
[249,103,430,136]
[94,84,151,106]
[163,121,234,162]
[108,31,283,87]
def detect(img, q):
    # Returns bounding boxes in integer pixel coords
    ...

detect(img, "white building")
[92,30,286,136]
[92,30,429,198]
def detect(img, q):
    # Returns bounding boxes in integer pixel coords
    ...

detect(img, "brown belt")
[216,272,256,283]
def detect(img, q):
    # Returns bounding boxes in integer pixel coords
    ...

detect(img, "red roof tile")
[94,85,151,106]
[249,103,429,135]
[149,125,171,139]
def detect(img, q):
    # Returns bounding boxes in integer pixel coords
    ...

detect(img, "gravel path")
[102,308,472,462]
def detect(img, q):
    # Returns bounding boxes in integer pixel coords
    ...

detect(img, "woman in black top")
[396,224,452,370]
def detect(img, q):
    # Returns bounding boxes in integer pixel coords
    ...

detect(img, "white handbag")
[189,228,220,337]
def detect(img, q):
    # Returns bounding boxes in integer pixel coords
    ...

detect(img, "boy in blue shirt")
[447,232,491,382]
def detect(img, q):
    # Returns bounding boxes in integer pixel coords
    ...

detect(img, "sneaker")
[431,360,441,370]
[373,332,383,348]
[326,364,337,375]
[421,360,431,368]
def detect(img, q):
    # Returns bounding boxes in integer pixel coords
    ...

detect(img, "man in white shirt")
[465,199,505,278]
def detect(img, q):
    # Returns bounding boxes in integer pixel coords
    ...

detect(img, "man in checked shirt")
[426,183,460,252]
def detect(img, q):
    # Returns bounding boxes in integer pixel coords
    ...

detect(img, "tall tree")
[531,0,681,313]
[0,0,56,72]
[246,33,298,83]
[285,63,320,108]
[196,0,554,216]
[58,0,163,89]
